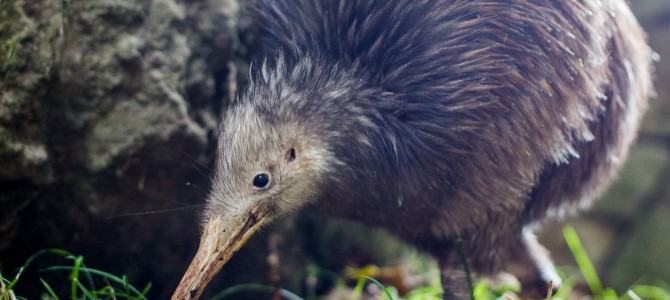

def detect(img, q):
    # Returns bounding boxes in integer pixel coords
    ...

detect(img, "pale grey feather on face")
[205,68,338,222]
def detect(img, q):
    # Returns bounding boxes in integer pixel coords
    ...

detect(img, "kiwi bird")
[172,0,653,299]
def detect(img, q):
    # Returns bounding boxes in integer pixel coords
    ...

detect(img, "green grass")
[563,225,613,298]
[561,225,670,300]
[2,226,669,299]
[0,248,150,300]
[290,226,670,300]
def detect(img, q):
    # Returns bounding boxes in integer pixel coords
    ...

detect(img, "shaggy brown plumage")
[172,1,654,299]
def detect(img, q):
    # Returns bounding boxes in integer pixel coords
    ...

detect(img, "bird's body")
[172,0,653,299]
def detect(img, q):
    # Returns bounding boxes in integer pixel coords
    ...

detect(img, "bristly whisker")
[180,151,213,173]
[107,204,205,219]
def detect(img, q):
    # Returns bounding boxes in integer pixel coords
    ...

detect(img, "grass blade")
[454,238,475,300]
[122,274,131,294]
[74,278,96,299]
[43,266,148,299]
[630,285,670,299]
[141,282,152,296]
[39,278,59,300]
[69,256,84,299]
[562,225,604,297]
[209,283,303,300]
[9,249,73,289]
[351,275,366,299]
[353,275,395,300]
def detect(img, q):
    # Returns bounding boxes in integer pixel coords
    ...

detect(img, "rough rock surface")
[0,0,238,297]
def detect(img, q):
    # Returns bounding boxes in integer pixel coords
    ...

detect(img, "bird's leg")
[440,267,470,300]
[438,252,471,300]
[505,228,561,298]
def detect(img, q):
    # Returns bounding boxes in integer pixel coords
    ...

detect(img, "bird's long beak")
[171,205,270,300]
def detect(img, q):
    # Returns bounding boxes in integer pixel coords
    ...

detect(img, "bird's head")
[171,91,336,299]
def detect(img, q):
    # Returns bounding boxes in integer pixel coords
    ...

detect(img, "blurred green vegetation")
[3,226,668,300]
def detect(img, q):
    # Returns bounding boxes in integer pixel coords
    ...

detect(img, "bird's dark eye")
[252,173,271,190]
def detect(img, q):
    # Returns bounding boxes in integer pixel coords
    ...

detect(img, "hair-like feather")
[211,0,653,296]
